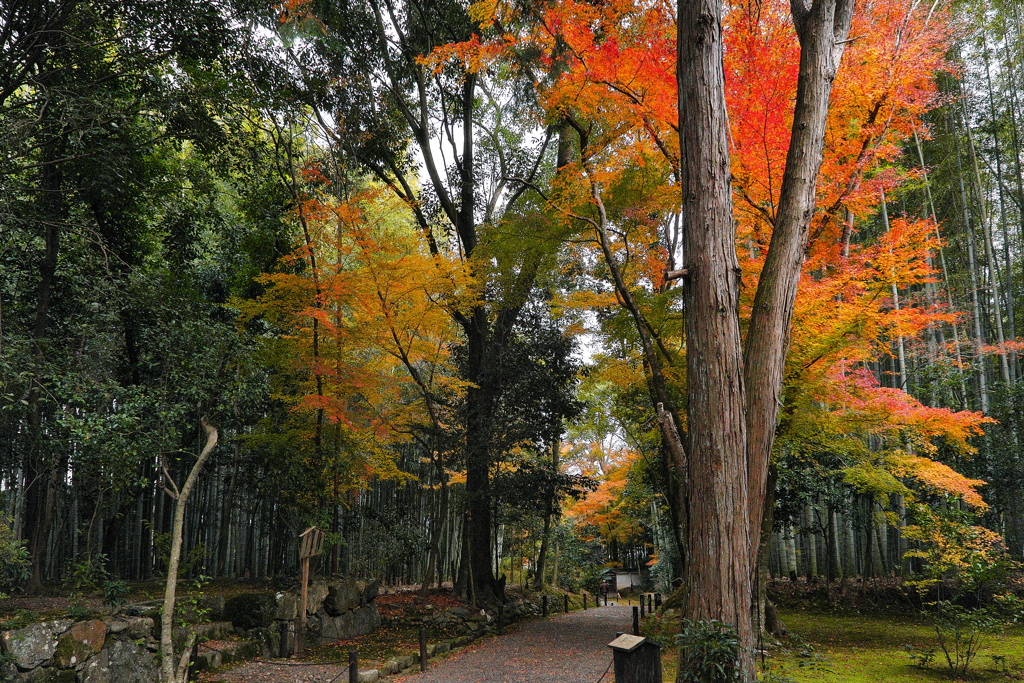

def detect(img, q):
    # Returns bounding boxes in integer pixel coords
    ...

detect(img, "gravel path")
[393,604,633,683]
[201,604,633,683]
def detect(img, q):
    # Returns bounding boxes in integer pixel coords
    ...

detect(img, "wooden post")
[654,593,661,609]
[584,593,587,610]
[542,595,548,616]
[349,650,358,683]
[419,626,427,672]
[640,594,645,618]
[608,634,663,683]
[632,606,639,635]
[297,526,326,656]
[298,555,309,654]
[564,594,569,613]
[498,604,504,634]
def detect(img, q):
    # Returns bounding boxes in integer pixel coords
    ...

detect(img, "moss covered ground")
[643,603,1024,682]
[762,608,1024,682]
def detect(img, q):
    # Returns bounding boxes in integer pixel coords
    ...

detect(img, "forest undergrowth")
[636,578,1024,682]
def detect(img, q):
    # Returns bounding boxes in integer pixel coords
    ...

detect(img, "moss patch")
[762,609,1024,682]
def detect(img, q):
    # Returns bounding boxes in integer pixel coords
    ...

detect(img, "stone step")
[192,639,262,671]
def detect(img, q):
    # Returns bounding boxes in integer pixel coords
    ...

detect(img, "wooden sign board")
[608,634,647,653]
[299,526,326,559]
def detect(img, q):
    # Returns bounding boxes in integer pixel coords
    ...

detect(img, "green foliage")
[153,533,207,578]
[931,602,1000,678]
[903,644,935,668]
[177,575,213,626]
[65,598,91,621]
[63,553,110,594]
[0,522,30,596]
[103,579,130,609]
[676,619,741,683]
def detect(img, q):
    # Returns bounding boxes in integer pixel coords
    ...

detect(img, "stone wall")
[1,616,158,683]
[0,578,382,682]
[265,577,381,653]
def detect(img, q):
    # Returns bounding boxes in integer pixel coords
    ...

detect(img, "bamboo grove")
[1,0,1023,648]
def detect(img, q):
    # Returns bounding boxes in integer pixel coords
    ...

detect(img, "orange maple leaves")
[456,0,989,510]
[240,179,468,486]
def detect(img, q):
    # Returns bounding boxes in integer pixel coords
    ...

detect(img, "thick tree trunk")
[675,3,853,677]
[677,1,753,678]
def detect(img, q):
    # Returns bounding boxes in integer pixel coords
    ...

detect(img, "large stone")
[2,621,73,669]
[223,594,275,630]
[306,582,329,614]
[123,617,152,641]
[199,595,225,621]
[323,582,361,616]
[249,627,280,659]
[274,592,298,621]
[316,606,380,644]
[446,606,470,620]
[79,650,110,683]
[190,622,233,642]
[106,639,157,683]
[359,579,380,604]
[103,621,128,636]
[54,619,106,668]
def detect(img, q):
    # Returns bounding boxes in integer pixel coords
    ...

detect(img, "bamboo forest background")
[2,0,1023,595]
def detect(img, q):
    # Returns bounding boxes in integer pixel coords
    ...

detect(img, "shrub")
[0,521,30,596]
[676,619,741,683]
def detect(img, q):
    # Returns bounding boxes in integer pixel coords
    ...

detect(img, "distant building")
[602,569,646,593]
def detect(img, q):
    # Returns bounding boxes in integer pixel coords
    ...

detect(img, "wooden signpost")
[296,526,326,655]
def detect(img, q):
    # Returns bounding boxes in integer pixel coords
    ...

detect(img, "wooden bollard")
[640,594,645,617]
[419,626,427,671]
[654,593,662,609]
[608,634,663,683]
[498,604,504,634]
[564,594,569,613]
[583,593,588,610]
[349,650,358,683]
[542,595,548,616]
[648,594,653,613]
[632,606,639,635]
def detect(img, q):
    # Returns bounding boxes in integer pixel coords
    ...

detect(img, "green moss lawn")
[762,609,1024,682]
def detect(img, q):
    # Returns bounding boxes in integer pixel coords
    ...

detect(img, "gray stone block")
[79,650,110,683]
[106,639,157,683]
[3,621,73,669]
[323,582,360,616]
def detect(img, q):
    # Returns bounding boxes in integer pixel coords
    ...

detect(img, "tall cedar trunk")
[462,311,498,605]
[677,1,753,678]
[675,2,852,676]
